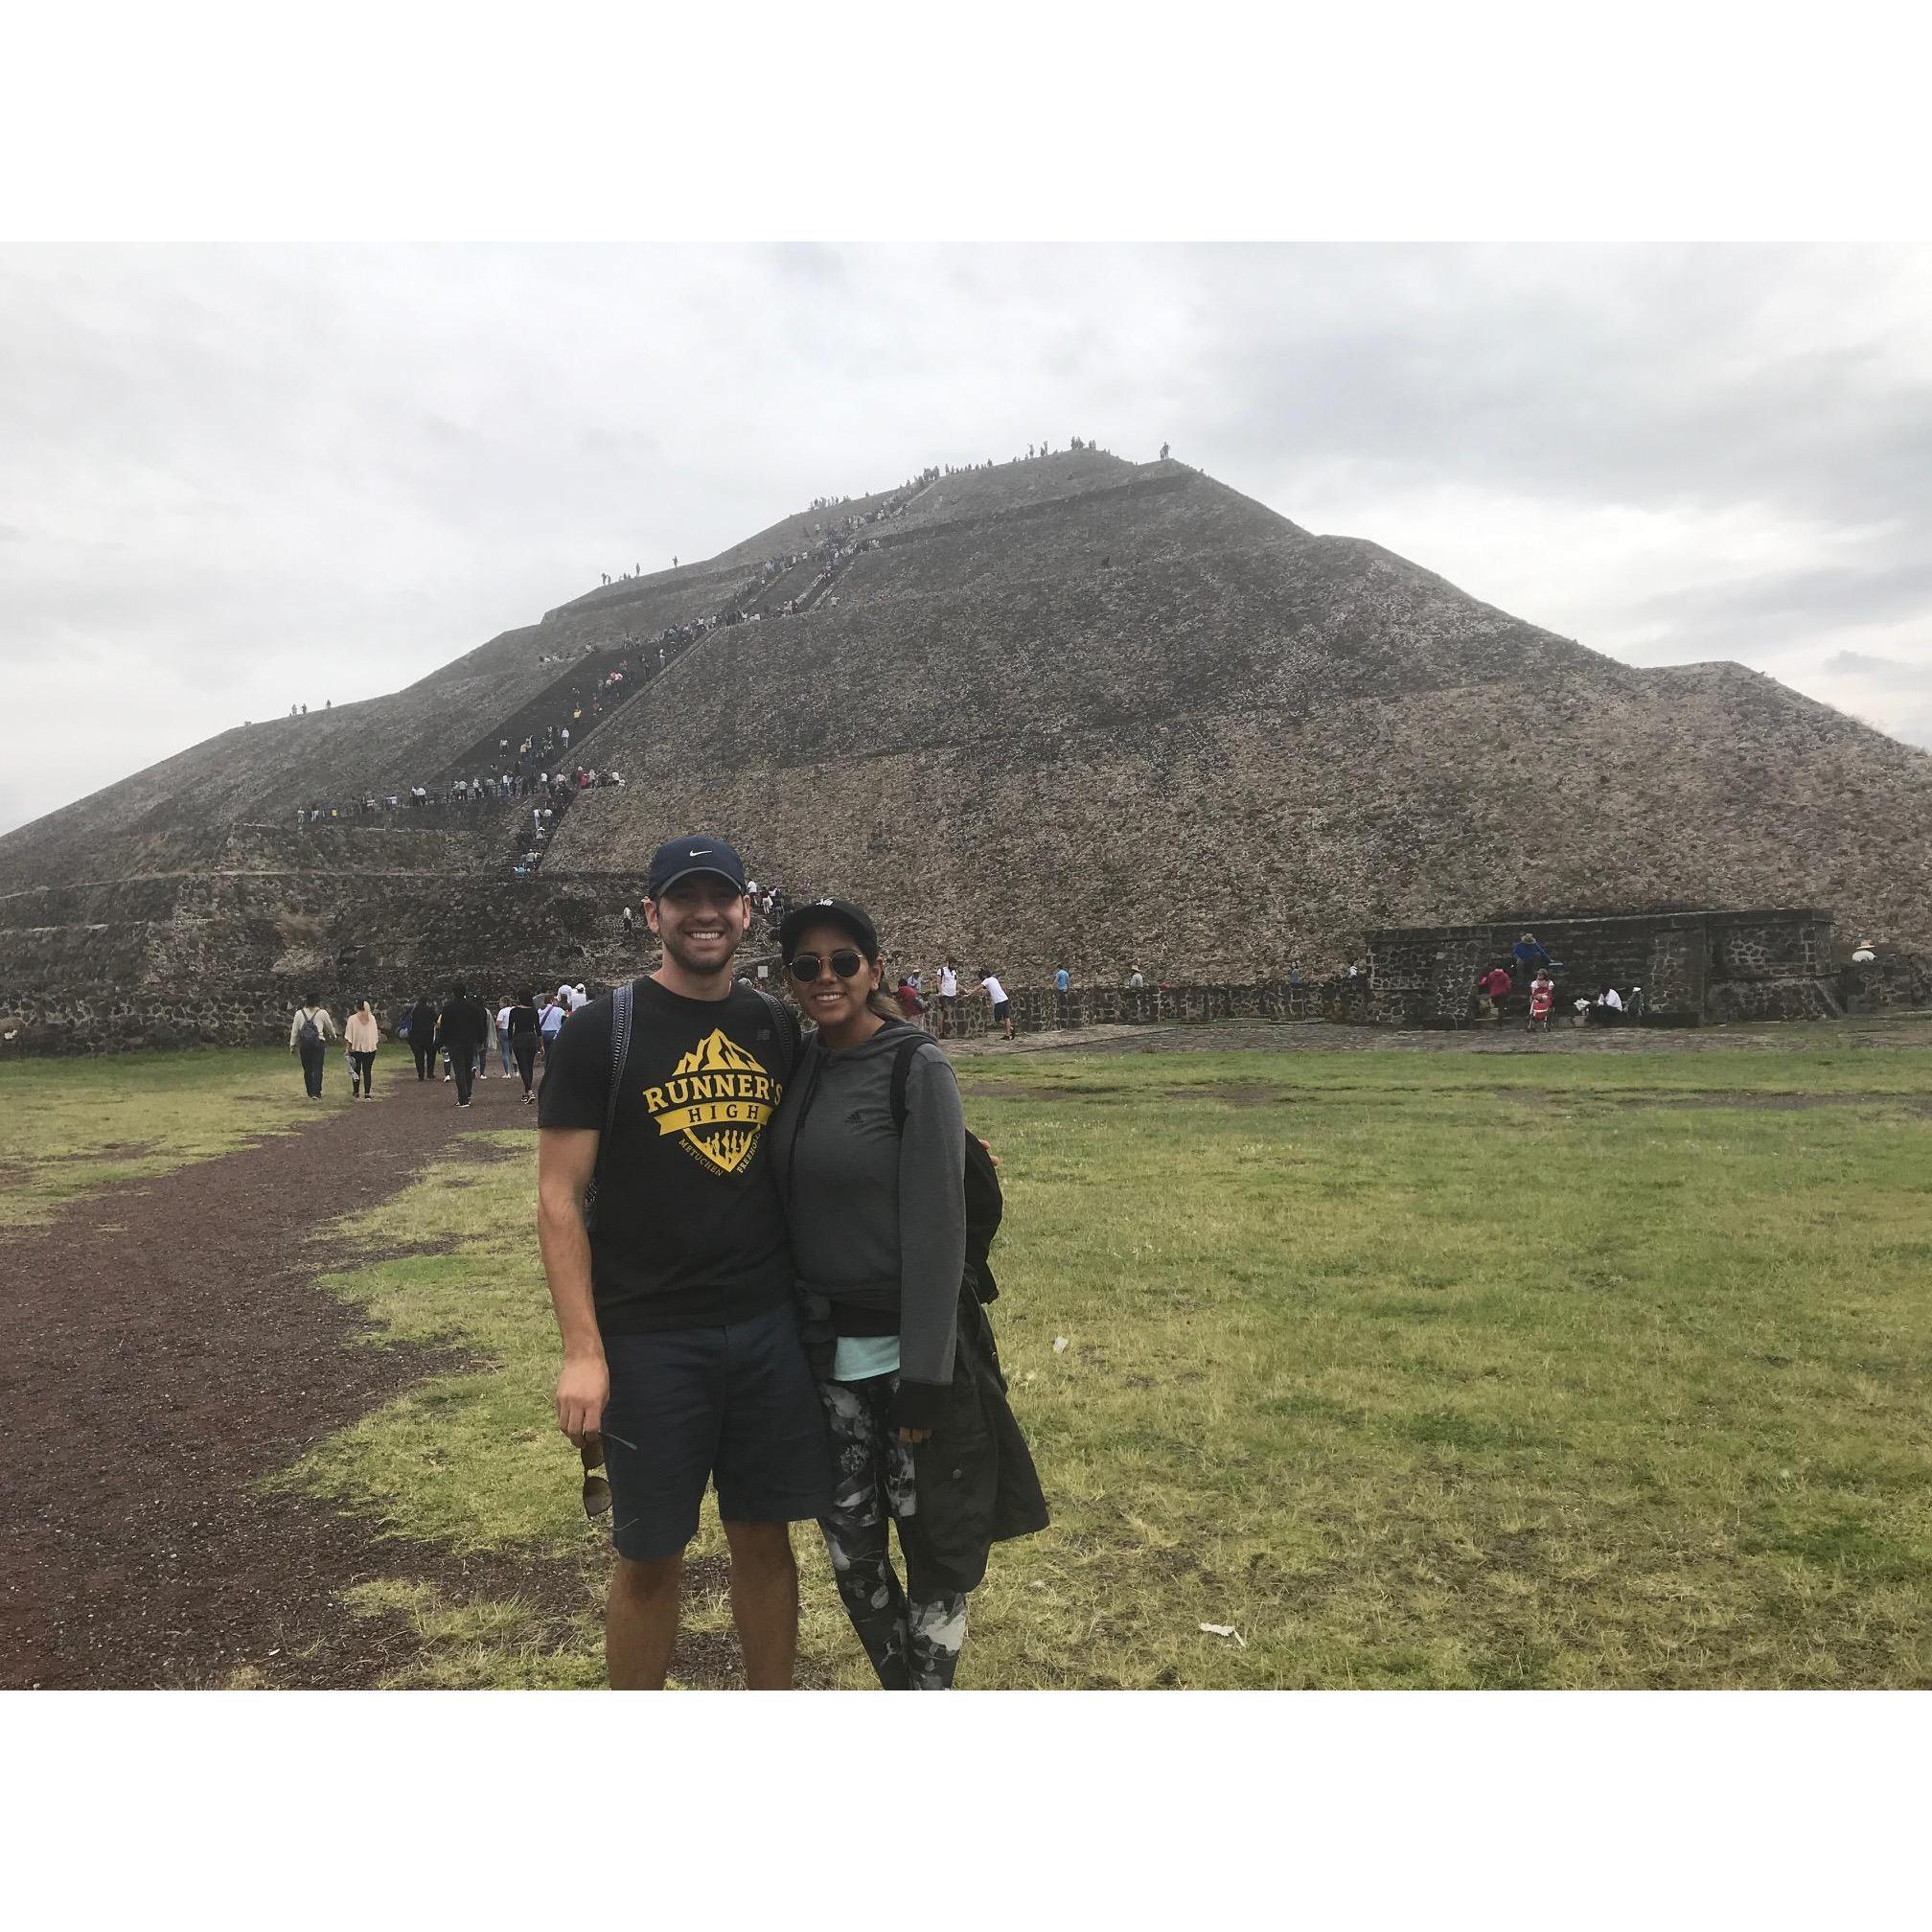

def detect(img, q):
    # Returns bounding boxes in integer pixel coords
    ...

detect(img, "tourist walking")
[407,995,439,1079]
[507,989,541,1101]
[288,995,336,1099]
[436,983,488,1108]
[770,898,1046,1690]
[539,991,566,1063]
[345,1000,380,1098]
[537,836,830,1690]
[496,997,516,1077]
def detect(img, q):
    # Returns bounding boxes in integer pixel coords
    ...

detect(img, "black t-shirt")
[538,978,799,1334]
[438,995,487,1047]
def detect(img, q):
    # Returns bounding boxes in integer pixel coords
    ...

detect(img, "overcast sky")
[3,242,1928,837]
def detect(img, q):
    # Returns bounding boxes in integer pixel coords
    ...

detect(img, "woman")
[769,897,1046,1690]
[344,999,380,1099]
[506,988,542,1102]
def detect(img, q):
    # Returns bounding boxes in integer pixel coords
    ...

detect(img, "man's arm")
[537,1127,607,1446]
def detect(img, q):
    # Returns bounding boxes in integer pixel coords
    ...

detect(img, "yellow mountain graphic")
[674,1028,767,1077]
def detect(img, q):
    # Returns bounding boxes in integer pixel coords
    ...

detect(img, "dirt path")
[0,1060,593,1690]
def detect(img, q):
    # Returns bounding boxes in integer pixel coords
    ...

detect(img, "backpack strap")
[750,982,801,1079]
[887,1027,925,1134]
[603,981,633,1143]
[584,980,633,1230]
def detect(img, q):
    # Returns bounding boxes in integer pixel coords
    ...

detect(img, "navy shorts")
[599,1300,835,1561]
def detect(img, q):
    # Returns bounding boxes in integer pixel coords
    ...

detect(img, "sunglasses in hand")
[787,948,865,982]
[580,1436,611,1519]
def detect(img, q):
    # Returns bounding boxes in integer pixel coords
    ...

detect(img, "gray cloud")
[2,242,1929,835]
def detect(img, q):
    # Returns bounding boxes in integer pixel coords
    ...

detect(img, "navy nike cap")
[645,835,748,898]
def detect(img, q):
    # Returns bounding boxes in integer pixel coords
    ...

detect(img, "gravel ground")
[0,1066,597,1690]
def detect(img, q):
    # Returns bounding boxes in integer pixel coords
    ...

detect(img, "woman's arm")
[892,1046,968,1438]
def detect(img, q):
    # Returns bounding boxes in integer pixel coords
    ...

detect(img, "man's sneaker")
[459,1100,471,1108]
[444,1073,452,1082]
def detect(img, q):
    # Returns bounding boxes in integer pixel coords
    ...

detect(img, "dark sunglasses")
[788,948,865,982]
[580,1437,611,1519]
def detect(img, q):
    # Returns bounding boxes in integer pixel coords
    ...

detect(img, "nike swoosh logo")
[687,848,710,857]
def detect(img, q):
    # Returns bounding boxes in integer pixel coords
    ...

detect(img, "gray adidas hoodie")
[769,1024,967,1428]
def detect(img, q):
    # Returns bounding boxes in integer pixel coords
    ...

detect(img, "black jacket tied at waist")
[796,1274,1049,1594]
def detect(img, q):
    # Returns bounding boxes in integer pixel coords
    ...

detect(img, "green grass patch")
[280,1045,1932,1689]
[0,1046,325,1226]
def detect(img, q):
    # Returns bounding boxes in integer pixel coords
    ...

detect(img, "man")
[1125,966,1145,990]
[1511,932,1551,986]
[978,967,1015,1041]
[622,905,634,941]
[407,995,440,1080]
[496,997,516,1078]
[1054,966,1070,995]
[436,981,488,1107]
[288,994,337,1099]
[537,836,830,1690]
[934,960,959,1038]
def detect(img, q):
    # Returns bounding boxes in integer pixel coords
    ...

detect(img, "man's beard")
[657,921,743,978]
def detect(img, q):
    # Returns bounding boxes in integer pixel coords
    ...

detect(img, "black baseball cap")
[778,897,880,963]
[645,835,748,898]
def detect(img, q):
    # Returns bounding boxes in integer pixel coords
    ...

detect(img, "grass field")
[264,1036,1932,1690]
[0,1046,321,1228]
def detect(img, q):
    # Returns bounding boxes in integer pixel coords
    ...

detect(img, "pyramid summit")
[4,445,1929,1049]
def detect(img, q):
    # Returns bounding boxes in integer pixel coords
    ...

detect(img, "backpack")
[886,1028,1003,1304]
[583,980,800,1233]
[297,1010,320,1046]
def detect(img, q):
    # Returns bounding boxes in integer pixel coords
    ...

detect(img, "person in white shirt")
[1852,939,1876,963]
[1597,985,1623,1012]
[978,969,1014,1041]
[933,961,960,1038]
[496,1000,515,1077]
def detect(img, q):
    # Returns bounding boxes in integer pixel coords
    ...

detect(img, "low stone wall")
[3,866,656,1056]
[1368,908,1839,1027]
[1838,954,1932,1014]
[877,979,1350,1039]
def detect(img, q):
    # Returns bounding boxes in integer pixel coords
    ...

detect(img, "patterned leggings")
[817,1374,968,1690]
